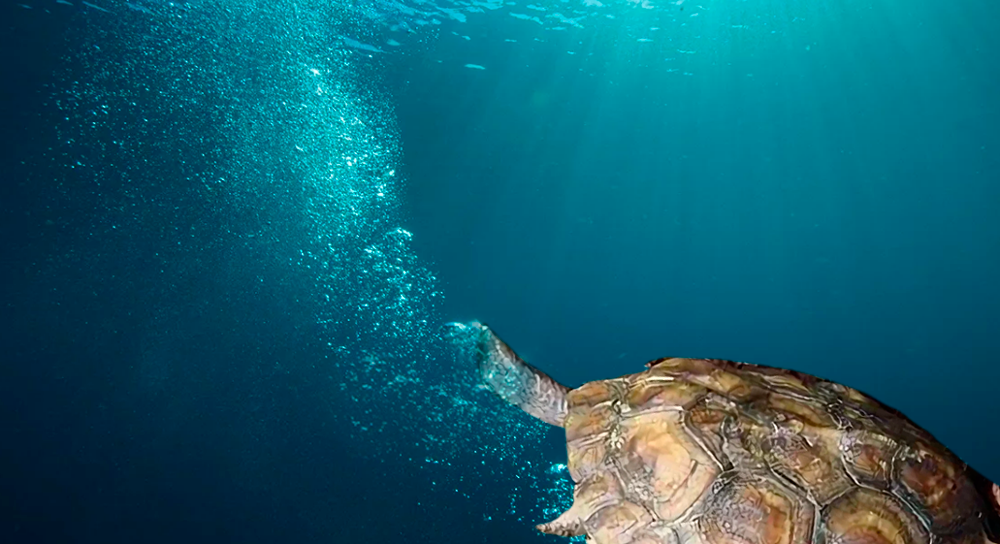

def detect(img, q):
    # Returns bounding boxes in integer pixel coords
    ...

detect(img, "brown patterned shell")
[557,357,992,544]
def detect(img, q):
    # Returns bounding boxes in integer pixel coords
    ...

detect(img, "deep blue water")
[2,0,999,543]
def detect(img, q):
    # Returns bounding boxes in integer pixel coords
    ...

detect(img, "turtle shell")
[549,357,994,544]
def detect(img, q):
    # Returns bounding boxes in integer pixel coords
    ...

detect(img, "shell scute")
[764,393,838,429]
[649,359,764,401]
[819,488,929,544]
[754,370,815,396]
[684,403,733,471]
[566,404,617,443]
[569,379,617,407]
[840,430,898,489]
[622,411,720,522]
[893,442,981,533]
[697,474,816,544]
[586,500,654,544]
[568,438,609,482]
[575,471,626,519]
[760,423,852,505]
[632,523,682,544]
[626,377,707,413]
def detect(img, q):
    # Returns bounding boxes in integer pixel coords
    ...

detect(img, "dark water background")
[2,1,999,543]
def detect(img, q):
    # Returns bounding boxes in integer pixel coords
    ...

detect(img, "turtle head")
[472,322,570,428]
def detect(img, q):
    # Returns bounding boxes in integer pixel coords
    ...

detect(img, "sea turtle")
[471,322,1000,544]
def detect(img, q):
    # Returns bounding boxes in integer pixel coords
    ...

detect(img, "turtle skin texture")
[472,325,999,544]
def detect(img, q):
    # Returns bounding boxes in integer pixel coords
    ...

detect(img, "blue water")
[1,0,998,542]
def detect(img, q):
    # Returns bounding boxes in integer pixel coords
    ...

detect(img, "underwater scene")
[1,0,999,542]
